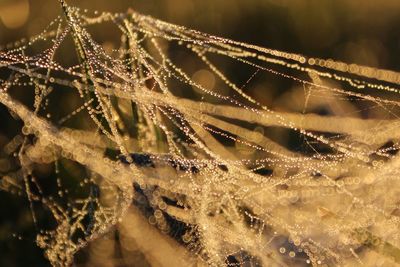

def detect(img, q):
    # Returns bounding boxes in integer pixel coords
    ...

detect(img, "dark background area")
[2,0,400,69]
[1,0,400,266]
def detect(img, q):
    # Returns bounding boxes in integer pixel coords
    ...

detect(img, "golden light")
[0,0,30,29]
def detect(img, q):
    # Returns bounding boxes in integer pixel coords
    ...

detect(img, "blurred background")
[2,0,400,68]
[1,0,400,266]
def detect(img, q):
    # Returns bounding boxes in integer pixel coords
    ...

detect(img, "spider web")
[1,1,400,266]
